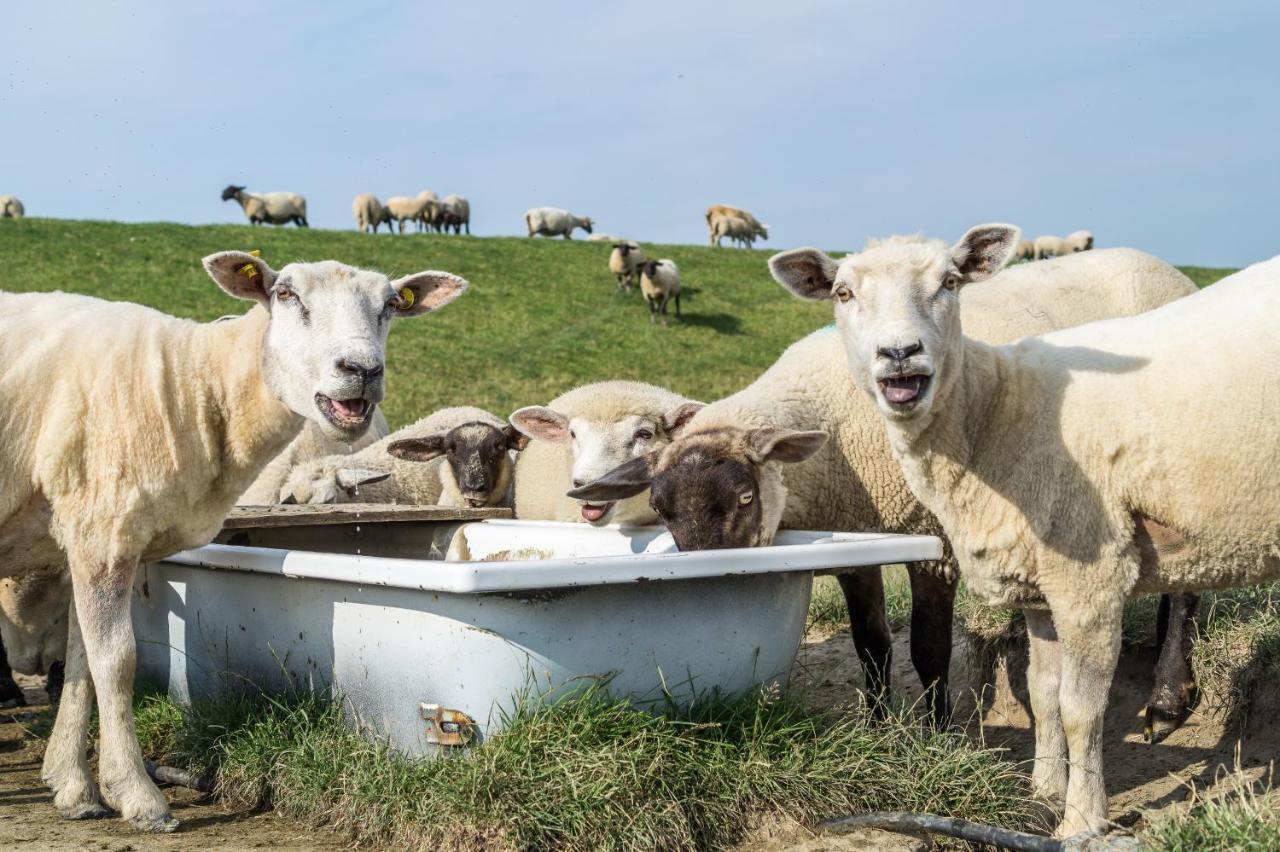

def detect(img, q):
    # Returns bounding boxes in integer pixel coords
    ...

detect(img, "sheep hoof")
[58,800,112,821]
[131,813,180,833]
[1144,701,1192,744]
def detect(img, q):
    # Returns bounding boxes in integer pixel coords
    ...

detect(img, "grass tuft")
[126,682,1040,851]
[1140,769,1280,851]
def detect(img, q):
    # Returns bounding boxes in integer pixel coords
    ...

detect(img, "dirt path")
[791,623,1280,831]
[0,676,347,852]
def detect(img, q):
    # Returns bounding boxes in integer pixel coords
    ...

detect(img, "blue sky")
[3,1,1277,266]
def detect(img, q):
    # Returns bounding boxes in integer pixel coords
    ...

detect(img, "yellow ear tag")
[241,250,262,278]
[399,287,415,309]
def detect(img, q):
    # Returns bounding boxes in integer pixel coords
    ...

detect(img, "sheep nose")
[877,341,922,362]
[335,359,384,382]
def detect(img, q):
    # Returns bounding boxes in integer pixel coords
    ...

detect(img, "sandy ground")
[0,676,347,852]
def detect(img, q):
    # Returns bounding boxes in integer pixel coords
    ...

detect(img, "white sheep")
[1034,234,1066,259]
[385,192,438,234]
[352,193,392,234]
[440,194,470,235]
[587,233,626,243]
[638,259,682,325]
[509,381,700,526]
[705,204,767,244]
[573,246,1198,726]
[1,195,24,218]
[237,412,390,505]
[1064,229,1095,253]
[710,215,756,248]
[414,190,441,232]
[525,207,594,239]
[1014,239,1035,262]
[768,224,1279,837]
[280,406,525,508]
[221,185,308,227]
[608,241,647,293]
[0,251,466,831]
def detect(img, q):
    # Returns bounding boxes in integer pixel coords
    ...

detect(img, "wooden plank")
[224,504,512,530]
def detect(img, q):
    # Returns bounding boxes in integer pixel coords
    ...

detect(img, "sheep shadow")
[678,312,743,335]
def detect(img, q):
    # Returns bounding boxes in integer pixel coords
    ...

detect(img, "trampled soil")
[0,676,346,852]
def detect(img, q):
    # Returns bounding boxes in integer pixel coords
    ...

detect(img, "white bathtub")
[133,517,941,755]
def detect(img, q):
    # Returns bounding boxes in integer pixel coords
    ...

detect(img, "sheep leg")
[1145,592,1200,743]
[674,290,682,319]
[68,552,176,832]
[905,563,955,726]
[42,599,108,820]
[1024,609,1067,806]
[648,297,658,324]
[836,569,892,719]
[0,630,24,707]
[1051,596,1122,837]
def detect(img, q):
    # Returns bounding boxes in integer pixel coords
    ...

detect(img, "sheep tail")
[820,812,1075,852]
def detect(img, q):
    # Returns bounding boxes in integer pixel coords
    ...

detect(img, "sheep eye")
[634,428,654,442]
[276,288,296,302]
[834,286,852,303]
[942,273,962,291]
[569,429,576,440]
[738,491,754,506]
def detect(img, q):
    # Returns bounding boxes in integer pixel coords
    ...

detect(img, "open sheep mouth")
[579,501,615,523]
[877,374,931,406]
[315,394,373,430]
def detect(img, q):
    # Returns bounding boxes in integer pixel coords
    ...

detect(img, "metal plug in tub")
[133,506,942,756]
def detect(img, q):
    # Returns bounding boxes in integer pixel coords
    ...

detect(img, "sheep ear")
[566,454,658,502]
[203,251,278,303]
[660,401,706,436]
[510,406,570,444]
[502,424,531,452]
[387,436,446,462]
[391,271,469,317]
[768,248,839,300]
[746,429,828,465]
[951,224,1020,282]
[336,468,391,494]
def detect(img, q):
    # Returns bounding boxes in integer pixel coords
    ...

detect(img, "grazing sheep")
[413,190,441,232]
[608,241,647,293]
[525,207,594,239]
[385,192,438,234]
[768,224,1280,837]
[587,233,625,243]
[1,195,24,219]
[710,215,756,248]
[1034,234,1066,259]
[0,567,68,706]
[705,204,767,244]
[221,185,308,227]
[280,407,525,508]
[237,413,390,506]
[0,251,466,831]
[352,193,393,234]
[574,246,1198,727]
[440,194,470,235]
[510,382,700,526]
[638,259,681,325]
[1014,239,1035,262]
[1064,229,1095,253]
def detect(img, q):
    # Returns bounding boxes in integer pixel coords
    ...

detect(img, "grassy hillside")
[0,219,1237,427]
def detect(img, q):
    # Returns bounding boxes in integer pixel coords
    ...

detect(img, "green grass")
[0,218,831,428]
[1140,771,1280,851]
[110,683,1040,851]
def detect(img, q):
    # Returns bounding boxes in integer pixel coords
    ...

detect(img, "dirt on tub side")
[0,676,347,852]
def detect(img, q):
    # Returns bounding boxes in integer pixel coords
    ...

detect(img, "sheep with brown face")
[387,420,528,508]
